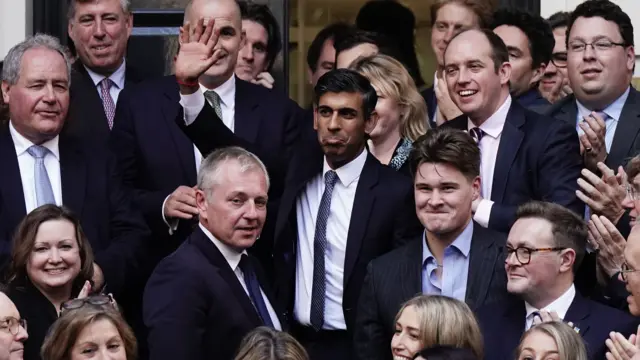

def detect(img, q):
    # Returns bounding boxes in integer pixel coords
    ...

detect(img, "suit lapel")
[71,63,111,135]
[502,301,527,353]
[344,153,379,287]
[400,238,423,301]
[491,104,525,203]
[607,88,640,168]
[251,255,287,328]
[553,95,578,126]
[162,77,197,185]
[564,292,591,336]
[234,78,260,144]
[59,135,87,215]
[0,126,27,230]
[465,223,500,310]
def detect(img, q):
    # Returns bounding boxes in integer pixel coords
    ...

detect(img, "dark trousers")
[292,323,352,360]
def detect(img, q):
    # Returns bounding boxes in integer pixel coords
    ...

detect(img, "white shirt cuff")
[161,194,179,235]
[179,89,206,126]
[473,199,494,228]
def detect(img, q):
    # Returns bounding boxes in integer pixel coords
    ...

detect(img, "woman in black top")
[5,205,95,360]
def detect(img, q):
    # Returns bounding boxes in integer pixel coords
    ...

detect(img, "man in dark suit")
[354,128,510,360]
[65,0,147,146]
[0,34,148,298]
[110,0,302,264]
[476,201,639,360]
[144,147,284,360]
[492,9,554,114]
[272,69,422,360]
[441,28,583,233]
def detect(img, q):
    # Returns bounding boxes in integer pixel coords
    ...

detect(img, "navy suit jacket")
[353,223,510,360]
[516,88,551,115]
[272,142,423,334]
[421,85,437,128]
[110,75,302,260]
[0,125,149,296]
[443,101,583,232]
[143,227,285,360]
[476,291,640,360]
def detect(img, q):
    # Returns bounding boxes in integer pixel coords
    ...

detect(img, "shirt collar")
[524,284,576,319]
[198,223,247,272]
[200,75,236,108]
[322,148,368,187]
[576,86,630,122]
[9,120,60,160]
[84,59,126,90]
[422,220,474,264]
[467,95,511,139]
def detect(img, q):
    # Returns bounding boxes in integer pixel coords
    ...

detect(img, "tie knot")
[27,145,50,159]
[469,127,485,144]
[324,170,338,187]
[100,78,114,90]
[204,90,221,104]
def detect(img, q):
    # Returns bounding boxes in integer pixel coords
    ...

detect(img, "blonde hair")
[234,327,308,360]
[395,295,483,359]
[349,54,429,141]
[516,321,588,360]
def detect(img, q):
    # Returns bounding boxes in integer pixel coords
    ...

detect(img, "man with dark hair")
[354,127,509,360]
[441,28,583,233]
[235,0,281,89]
[477,201,638,360]
[272,69,422,360]
[333,29,404,70]
[492,9,554,114]
[540,11,572,103]
[306,22,351,88]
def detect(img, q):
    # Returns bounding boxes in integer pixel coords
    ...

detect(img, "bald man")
[0,292,27,360]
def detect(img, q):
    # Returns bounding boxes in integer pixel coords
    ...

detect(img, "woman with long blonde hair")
[516,321,587,360]
[234,327,308,360]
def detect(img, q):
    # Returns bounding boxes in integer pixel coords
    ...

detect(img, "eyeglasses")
[505,246,565,265]
[61,294,114,312]
[627,184,640,201]
[0,317,27,335]
[568,39,626,53]
[620,262,640,282]
[551,52,567,68]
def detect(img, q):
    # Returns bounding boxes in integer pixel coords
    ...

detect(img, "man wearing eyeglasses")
[476,201,639,360]
[0,291,27,360]
[540,11,572,104]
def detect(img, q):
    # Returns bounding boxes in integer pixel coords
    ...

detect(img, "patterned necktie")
[204,90,223,119]
[310,170,339,331]
[26,145,55,207]
[527,311,541,330]
[238,254,274,328]
[99,78,116,130]
[469,127,485,144]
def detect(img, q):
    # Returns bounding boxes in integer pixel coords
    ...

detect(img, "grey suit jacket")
[352,222,510,360]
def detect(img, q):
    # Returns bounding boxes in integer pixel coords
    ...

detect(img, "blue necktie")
[238,254,274,328]
[26,145,55,207]
[310,170,339,331]
[469,127,485,144]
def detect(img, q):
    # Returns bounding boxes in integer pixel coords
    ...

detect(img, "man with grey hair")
[0,33,149,313]
[144,146,285,360]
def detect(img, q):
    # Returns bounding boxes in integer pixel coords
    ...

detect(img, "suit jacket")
[272,144,423,334]
[0,125,149,296]
[443,101,583,232]
[110,75,302,261]
[65,61,148,147]
[476,291,640,360]
[546,87,640,169]
[143,228,286,360]
[421,85,437,128]
[516,88,551,115]
[353,223,510,360]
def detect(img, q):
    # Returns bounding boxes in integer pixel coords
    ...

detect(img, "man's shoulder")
[236,77,299,108]
[584,297,637,323]
[545,94,577,116]
[122,75,178,100]
[370,237,422,270]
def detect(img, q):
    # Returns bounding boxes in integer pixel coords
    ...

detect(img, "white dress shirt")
[199,223,282,330]
[525,284,576,330]
[84,59,126,105]
[467,95,512,228]
[294,149,368,330]
[10,121,62,212]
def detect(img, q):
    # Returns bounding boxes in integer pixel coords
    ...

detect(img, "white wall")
[0,0,32,61]
[541,0,640,76]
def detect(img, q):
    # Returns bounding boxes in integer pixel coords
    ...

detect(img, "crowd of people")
[2,0,640,359]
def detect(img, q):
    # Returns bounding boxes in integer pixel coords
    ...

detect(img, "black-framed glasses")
[0,317,27,335]
[568,39,626,53]
[61,294,114,312]
[505,246,566,265]
[620,262,640,282]
[551,52,568,68]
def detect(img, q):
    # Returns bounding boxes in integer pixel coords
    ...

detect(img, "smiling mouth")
[458,90,478,97]
[45,268,67,274]
[393,356,411,360]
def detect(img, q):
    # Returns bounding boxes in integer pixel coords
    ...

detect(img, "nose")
[42,85,57,103]
[443,28,456,44]
[48,248,62,263]
[327,112,341,131]
[244,201,260,220]
[92,18,106,38]
[623,194,635,210]
[240,43,253,61]
[505,249,519,266]
[427,190,444,206]
[457,68,471,86]
[582,44,597,60]
[15,325,27,342]
[544,61,558,75]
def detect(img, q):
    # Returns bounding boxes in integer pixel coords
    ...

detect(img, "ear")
[530,62,547,85]
[68,20,75,40]
[313,106,319,131]
[559,248,577,274]
[626,45,636,71]
[499,61,512,86]
[364,110,379,136]
[125,13,134,38]
[195,189,208,220]
[1,81,10,104]
[471,176,481,201]
[307,67,314,86]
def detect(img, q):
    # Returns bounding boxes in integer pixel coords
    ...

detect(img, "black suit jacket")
[110,75,302,260]
[143,228,285,360]
[0,125,149,296]
[444,101,583,232]
[476,291,640,360]
[65,61,148,147]
[516,88,551,115]
[353,223,510,360]
[272,145,423,334]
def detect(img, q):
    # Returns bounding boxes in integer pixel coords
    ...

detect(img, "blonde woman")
[516,321,588,360]
[234,327,308,360]
[349,54,429,175]
[391,295,483,360]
